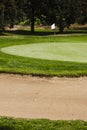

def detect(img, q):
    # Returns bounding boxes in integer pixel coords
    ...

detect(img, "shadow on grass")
[72,27,87,31]
[5,30,54,36]
[0,31,5,36]
[0,29,87,36]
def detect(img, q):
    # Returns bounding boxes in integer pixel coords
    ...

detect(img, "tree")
[0,1,5,31]
[43,0,78,33]
[0,0,16,31]
[0,0,87,33]
[4,0,16,28]
[23,0,87,33]
[76,0,87,24]
[24,0,47,32]
[15,0,25,23]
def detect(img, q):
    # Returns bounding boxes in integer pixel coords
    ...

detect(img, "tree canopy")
[0,0,87,33]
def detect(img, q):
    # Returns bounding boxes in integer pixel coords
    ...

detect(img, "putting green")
[1,42,87,62]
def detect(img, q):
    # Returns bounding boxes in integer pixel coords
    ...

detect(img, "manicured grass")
[1,42,87,63]
[0,34,87,77]
[0,117,87,130]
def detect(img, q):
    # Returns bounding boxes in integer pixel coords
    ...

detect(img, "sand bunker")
[0,74,87,120]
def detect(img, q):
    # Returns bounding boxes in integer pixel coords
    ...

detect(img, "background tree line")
[0,0,87,33]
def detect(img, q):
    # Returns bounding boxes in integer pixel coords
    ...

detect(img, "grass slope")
[0,34,87,77]
[0,117,87,130]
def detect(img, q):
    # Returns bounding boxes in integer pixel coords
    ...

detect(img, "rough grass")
[0,117,87,130]
[0,34,87,77]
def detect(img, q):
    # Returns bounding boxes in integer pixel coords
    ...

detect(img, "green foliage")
[0,2,4,30]
[0,0,87,33]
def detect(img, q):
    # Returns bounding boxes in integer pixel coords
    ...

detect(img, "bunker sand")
[0,74,87,120]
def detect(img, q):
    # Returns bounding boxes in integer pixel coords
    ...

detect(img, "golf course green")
[0,35,87,77]
[1,42,87,63]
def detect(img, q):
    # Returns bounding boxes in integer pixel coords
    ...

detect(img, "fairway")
[1,42,87,63]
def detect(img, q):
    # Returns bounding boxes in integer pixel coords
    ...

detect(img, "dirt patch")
[0,74,87,120]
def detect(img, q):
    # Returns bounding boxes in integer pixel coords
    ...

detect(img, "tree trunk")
[31,7,35,33]
[0,4,4,31]
[59,24,64,33]
[59,16,64,33]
